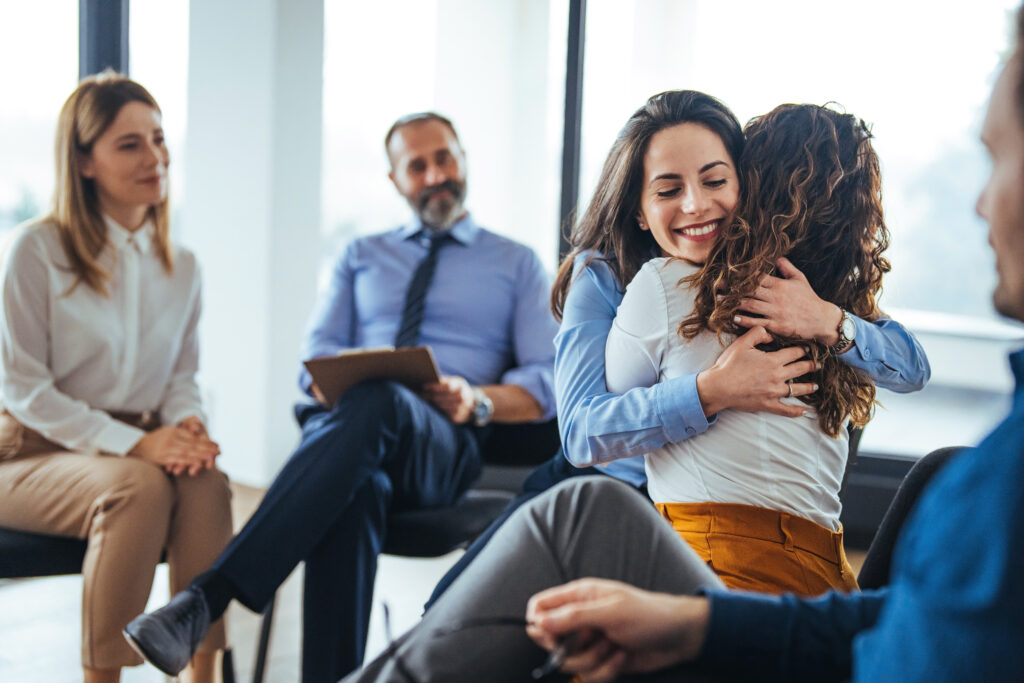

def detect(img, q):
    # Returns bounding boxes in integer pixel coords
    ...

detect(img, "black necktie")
[394,232,453,348]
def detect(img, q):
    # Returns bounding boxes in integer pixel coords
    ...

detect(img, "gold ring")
[787,382,794,399]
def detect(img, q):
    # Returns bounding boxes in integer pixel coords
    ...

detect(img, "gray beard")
[418,195,464,230]
[413,180,468,230]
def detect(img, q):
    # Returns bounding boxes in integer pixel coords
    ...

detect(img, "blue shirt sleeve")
[699,351,1024,682]
[499,248,559,420]
[297,242,358,394]
[555,254,712,467]
[851,394,1024,681]
[700,588,886,681]
[841,315,930,393]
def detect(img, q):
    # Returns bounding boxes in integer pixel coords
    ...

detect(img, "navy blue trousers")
[210,380,483,683]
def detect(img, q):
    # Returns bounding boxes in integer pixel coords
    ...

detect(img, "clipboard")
[303,346,441,407]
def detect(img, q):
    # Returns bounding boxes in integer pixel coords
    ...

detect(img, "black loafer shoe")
[123,586,210,675]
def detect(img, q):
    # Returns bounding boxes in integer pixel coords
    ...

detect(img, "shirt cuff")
[162,405,207,427]
[93,419,147,456]
[499,366,557,420]
[653,373,711,444]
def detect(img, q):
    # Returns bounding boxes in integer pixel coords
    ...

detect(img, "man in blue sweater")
[345,8,1024,682]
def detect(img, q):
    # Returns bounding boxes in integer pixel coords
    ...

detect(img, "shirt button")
[862,349,870,359]
[685,427,696,435]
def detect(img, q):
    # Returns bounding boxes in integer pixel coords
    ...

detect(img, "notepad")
[303,346,441,407]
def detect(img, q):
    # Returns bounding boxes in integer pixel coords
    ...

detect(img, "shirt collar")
[103,214,155,254]
[398,212,478,246]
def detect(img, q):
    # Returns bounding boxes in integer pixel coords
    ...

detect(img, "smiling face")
[637,122,739,264]
[388,118,468,230]
[978,54,1024,323]
[78,101,168,231]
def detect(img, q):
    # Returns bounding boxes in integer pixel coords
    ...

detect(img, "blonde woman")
[0,72,231,683]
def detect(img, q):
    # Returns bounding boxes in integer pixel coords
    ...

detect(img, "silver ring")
[787,382,794,399]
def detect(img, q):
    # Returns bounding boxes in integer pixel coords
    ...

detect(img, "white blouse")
[605,257,848,531]
[0,217,205,455]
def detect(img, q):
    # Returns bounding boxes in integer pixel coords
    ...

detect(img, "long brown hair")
[551,90,743,319]
[681,104,890,437]
[50,70,173,295]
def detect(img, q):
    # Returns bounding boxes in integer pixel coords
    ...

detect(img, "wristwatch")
[471,387,494,427]
[830,309,857,354]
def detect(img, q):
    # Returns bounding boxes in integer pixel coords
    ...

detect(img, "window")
[321,0,569,271]
[579,0,1024,455]
[581,0,1016,320]
[130,0,190,226]
[0,2,79,236]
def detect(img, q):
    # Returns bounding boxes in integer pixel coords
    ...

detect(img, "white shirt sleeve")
[605,261,670,394]
[0,228,145,454]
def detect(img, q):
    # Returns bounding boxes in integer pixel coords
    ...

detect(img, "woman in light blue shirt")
[427,90,928,607]
[552,90,928,482]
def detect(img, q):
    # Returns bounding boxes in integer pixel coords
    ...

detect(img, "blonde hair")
[50,70,173,295]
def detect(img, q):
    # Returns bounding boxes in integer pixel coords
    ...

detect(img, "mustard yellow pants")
[656,501,859,596]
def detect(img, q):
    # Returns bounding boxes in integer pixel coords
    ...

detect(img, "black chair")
[250,418,561,683]
[857,445,963,590]
[0,527,237,682]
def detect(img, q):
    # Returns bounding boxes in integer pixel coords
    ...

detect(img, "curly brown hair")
[680,103,891,437]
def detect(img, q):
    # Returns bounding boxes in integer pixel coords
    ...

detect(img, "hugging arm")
[555,257,712,467]
[735,257,930,392]
[558,255,926,469]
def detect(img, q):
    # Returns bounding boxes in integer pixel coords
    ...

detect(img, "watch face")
[842,315,857,341]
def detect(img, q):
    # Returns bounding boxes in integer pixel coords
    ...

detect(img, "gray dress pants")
[345,476,724,683]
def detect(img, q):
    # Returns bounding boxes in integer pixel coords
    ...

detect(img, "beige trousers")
[0,414,233,669]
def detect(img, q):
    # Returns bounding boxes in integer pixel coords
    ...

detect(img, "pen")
[531,632,580,680]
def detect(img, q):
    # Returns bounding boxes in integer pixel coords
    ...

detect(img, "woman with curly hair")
[426,90,929,609]
[605,103,895,595]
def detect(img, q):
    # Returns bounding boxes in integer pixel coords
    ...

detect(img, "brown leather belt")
[107,410,162,432]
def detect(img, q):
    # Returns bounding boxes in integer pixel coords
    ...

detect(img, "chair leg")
[221,647,236,683]
[252,592,277,683]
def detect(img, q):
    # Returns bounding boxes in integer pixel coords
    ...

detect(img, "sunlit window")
[0,2,79,236]
[321,0,569,271]
[581,0,1017,321]
[580,0,1024,456]
[130,0,190,229]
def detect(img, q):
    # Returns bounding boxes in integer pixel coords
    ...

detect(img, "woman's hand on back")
[696,325,818,418]
[733,257,843,345]
[129,423,220,476]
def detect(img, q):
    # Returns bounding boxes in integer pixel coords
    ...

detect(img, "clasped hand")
[129,416,220,476]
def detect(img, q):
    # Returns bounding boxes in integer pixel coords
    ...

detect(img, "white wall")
[182,0,323,485]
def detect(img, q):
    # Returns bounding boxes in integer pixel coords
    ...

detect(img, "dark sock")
[190,569,237,621]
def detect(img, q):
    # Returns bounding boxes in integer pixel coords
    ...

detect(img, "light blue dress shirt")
[300,214,558,418]
[555,251,931,487]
